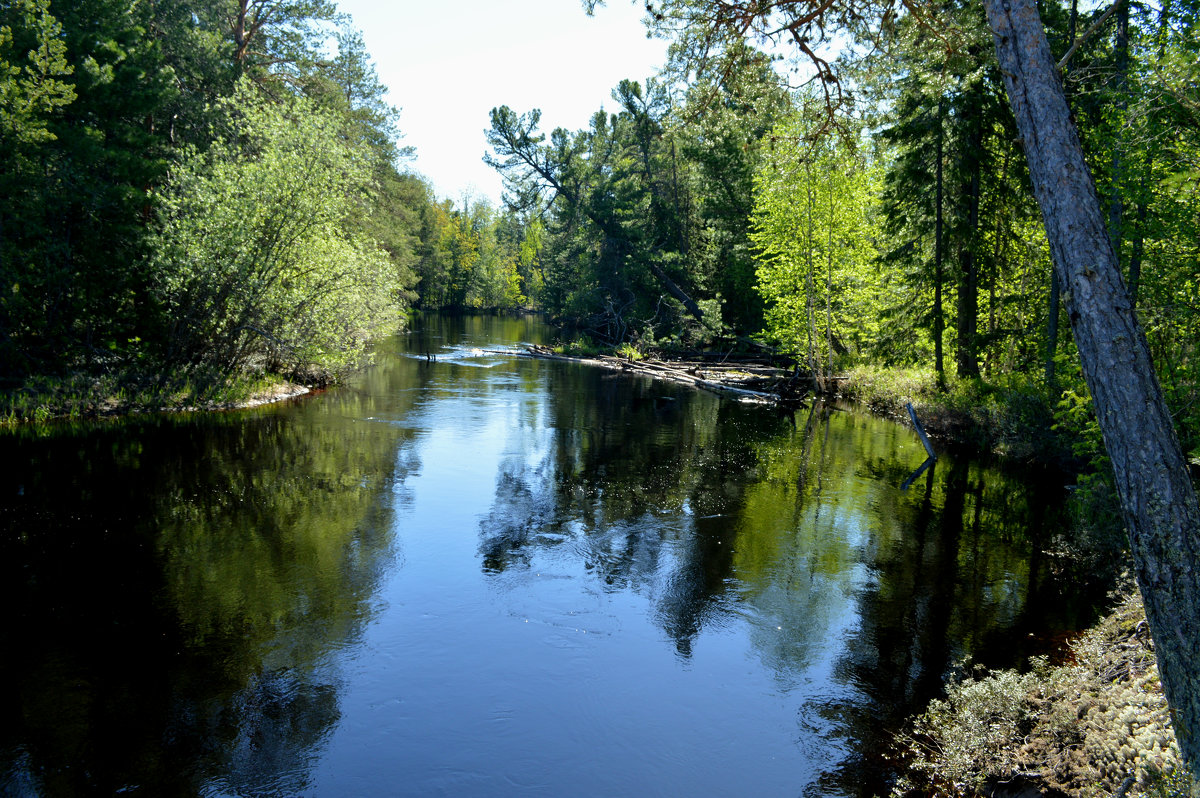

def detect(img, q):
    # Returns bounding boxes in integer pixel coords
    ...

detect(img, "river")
[1,314,1106,797]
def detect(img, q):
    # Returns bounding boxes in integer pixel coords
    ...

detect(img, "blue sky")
[333,0,670,205]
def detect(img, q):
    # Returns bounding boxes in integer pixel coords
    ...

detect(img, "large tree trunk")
[983,0,1200,781]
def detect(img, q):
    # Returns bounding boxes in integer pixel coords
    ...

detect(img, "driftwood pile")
[522,344,844,405]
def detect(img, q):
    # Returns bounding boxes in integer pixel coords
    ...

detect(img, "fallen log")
[522,346,815,405]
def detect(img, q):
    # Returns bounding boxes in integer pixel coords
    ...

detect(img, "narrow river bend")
[2,314,1105,797]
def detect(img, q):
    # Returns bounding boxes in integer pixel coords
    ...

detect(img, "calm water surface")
[2,315,1103,797]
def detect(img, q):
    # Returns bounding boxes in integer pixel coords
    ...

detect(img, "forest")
[0,0,537,396]
[480,0,1199,472]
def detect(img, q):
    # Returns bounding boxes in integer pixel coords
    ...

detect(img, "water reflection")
[474,367,1100,796]
[2,314,1106,798]
[1,383,416,795]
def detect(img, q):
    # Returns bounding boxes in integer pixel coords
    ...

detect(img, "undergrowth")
[0,370,302,425]
[839,365,1065,463]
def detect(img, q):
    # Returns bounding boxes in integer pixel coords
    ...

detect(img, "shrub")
[151,80,402,382]
[895,588,1192,797]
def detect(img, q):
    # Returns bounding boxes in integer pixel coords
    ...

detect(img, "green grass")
[551,336,608,357]
[614,342,643,361]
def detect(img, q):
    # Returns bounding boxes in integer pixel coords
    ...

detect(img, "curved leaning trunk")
[982,0,1200,780]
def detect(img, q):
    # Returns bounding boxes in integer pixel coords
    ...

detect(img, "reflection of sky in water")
[1,315,1103,798]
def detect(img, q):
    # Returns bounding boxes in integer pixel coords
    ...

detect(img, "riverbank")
[837,365,1071,465]
[522,344,817,404]
[524,346,1071,465]
[0,371,312,425]
[894,583,1193,797]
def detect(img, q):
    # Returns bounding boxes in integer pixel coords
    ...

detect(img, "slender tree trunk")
[956,89,984,380]
[826,167,835,383]
[986,148,1011,376]
[1045,268,1061,386]
[646,260,705,320]
[233,0,249,66]
[1128,184,1147,307]
[934,101,946,389]
[1127,0,1168,310]
[983,0,1200,783]
[671,138,688,256]
[805,163,819,385]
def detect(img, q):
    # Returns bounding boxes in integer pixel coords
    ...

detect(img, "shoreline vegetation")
[0,371,313,425]
[523,342,1073,465]
[895,584,1191,798]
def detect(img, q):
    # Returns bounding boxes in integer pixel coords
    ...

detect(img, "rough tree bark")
[983,0,1200,782]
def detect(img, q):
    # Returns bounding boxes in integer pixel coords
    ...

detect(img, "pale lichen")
[894,585,1194,797]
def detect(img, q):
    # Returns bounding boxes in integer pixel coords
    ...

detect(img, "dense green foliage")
[484,56,790,348]
[0,0,437,394]
[4,0,1198,468]
[751,97,882,380]
[152,83,403,379]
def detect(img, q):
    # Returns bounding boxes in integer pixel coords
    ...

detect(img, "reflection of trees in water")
[181,668,340,798]
[821,449,1080,795]
[730,409,1088,797]
[0,357,424,795]
[810,458,969,797]
[480,467,559,573]
[475,383,1090,798]
[477,366,780,656]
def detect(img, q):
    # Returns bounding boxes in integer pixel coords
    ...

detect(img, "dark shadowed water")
[2,314,1106,797]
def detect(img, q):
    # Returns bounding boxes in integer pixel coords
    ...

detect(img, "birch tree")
[751,98,880,380]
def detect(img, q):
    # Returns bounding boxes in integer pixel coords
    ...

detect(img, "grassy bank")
[837,365,1070,464]
[894,584,1193,797]
[0,371,311,425]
